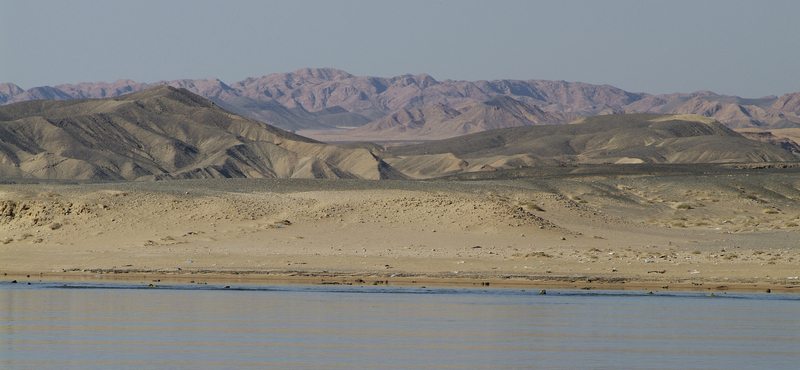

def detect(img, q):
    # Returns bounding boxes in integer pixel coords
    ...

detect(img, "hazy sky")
[2,0,798,97]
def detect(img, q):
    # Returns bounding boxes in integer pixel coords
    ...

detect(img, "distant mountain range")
[3,68,799,134]
[1,86,797,181]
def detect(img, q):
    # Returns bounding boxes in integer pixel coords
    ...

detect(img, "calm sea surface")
[1,281,798,370]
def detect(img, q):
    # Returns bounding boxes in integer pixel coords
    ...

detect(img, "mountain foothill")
[1,68,799,181]
[0,86,404,180]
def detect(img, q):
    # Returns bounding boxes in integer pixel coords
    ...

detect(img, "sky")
[2,0,799,98]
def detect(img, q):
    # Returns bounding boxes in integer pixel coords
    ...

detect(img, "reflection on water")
[1,283,798,369]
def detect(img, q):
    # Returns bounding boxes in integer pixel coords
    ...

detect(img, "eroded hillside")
[0,86,402,180]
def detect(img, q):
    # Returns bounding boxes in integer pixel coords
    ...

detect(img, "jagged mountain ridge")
[0,86,404,180]
[4,68,799,131]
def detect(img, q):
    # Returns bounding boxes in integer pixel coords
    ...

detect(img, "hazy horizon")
[2,0,799,98]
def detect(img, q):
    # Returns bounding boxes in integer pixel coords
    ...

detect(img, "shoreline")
[5,269,799,294]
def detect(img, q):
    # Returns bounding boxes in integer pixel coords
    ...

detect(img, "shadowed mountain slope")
[382,114,800,178]
[0,86,403,180]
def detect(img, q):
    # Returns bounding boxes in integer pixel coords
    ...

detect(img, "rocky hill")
[381,114,800,178]
[0,86,404,180]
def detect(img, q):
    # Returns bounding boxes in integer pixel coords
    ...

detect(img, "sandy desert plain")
[1,163,799,293]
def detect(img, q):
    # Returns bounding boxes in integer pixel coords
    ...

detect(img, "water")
[1,282,798,369]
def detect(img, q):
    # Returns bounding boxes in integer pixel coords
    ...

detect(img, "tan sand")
[2,174,799,293]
